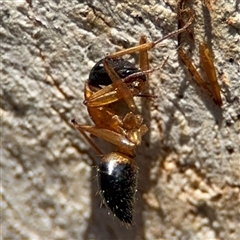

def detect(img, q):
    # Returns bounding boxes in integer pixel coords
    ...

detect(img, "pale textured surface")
[1,0,240,239]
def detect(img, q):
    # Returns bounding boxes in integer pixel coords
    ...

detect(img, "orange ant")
[177,0,223,106]
[71,9,193,224]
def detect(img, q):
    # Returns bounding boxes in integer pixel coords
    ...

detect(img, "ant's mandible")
[71,9,193,224]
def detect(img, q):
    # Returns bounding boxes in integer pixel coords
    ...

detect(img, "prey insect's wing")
[199,42,222,106]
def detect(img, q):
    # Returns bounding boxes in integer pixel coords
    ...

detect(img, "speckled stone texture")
[2,0,239,239]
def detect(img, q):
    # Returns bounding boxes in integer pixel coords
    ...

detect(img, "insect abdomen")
[97,152,138,224]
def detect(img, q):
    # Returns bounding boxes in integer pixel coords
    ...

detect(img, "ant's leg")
[139,35,150,74]
[139,35,150,95]
[100,35,151,111]
[71,119,136,153]
[108,10,194,59]
[85,82,127,107]
[71,119,103,156]
[103,58,137,112]
[153,7,194,47]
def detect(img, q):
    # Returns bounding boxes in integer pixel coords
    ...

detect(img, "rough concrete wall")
[1,0,239,239]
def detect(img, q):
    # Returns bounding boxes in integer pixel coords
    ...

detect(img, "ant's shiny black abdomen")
[98,152,138,224]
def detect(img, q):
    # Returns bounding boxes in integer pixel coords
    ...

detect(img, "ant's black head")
[89,58,146,88]
[97,152,138,224]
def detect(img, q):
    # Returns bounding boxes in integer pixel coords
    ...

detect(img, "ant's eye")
[97,152,138,224]
[118,68,135,76]
[93,60,105,72]
[95,61,104,70]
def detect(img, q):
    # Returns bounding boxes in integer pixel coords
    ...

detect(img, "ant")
[71,8,193,224]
